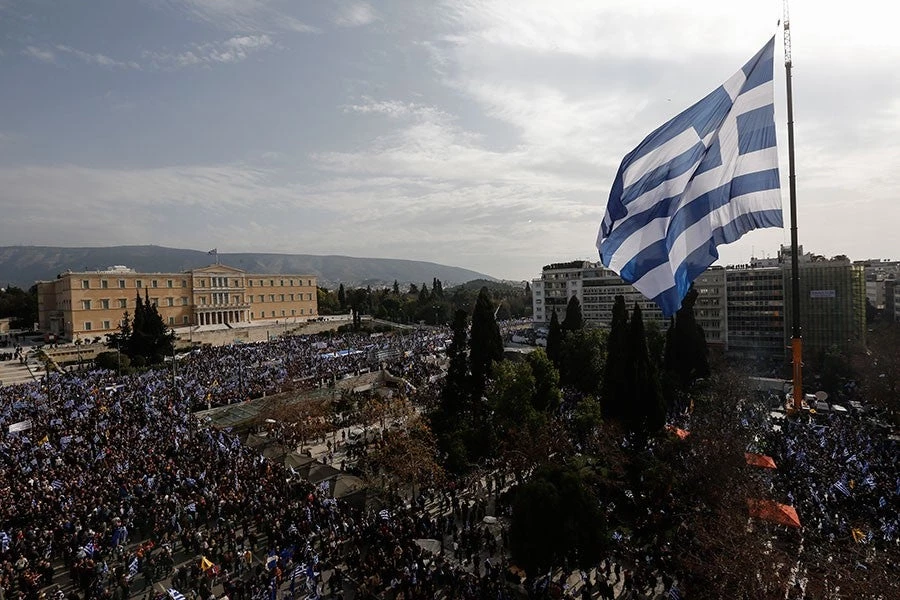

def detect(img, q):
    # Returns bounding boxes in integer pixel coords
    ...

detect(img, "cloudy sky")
[1,0,897,281]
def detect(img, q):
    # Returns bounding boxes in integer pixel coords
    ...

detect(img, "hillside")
[0,246,496,290]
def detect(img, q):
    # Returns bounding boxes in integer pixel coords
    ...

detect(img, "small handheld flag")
[598,38,782,317]
[167,589,186,600]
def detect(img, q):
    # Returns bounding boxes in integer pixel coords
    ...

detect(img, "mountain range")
[0,246,496,290]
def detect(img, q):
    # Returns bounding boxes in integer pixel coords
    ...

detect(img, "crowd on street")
[2,318,896,600]
[0,324,556,600]
[768,413,899,549]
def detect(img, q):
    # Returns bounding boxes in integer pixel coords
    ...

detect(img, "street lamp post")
[171,344,178,400]
[238,346,245,400]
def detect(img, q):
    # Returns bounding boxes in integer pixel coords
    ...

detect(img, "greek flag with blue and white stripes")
[597,38,782,316]
[167,589,185,600]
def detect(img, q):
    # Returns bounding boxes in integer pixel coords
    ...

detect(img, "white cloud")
[342,97,448,121]
[439,0,769,62]
[22,45,55,63]
[55,45,140,69]
[310,0,900,277]
[6,1,900,280]
[170,0,320,34]
[143,34,274,69]
[281,16,320,34]
[333,2,377,27]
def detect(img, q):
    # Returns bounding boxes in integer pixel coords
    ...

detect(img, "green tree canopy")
[558,328,607,395]
[488,359,540,437]
[509,463,606,576]
[115,293,174,365]
[526,349,562,413]
[0,285,38,329]
[317,287,340,315]
[572,395,604,445]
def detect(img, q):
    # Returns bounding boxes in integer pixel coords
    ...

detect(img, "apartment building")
[725,265,785,360]
[37,264,317,340]
[692,266,728,347]
[532,261,666,331]
[531,249,865,361]
[531,261,588,325]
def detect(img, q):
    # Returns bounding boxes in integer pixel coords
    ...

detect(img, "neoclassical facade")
[37,264,318,340]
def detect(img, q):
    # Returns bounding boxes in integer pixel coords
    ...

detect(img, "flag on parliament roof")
[597,37,782,317]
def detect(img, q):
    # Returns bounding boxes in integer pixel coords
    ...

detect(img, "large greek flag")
[597,38,782,316]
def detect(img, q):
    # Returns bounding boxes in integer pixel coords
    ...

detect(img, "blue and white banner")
[598,38,782,316]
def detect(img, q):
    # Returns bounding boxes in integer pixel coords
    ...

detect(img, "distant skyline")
[1,1,897,281]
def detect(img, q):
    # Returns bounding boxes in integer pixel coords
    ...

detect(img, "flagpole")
[784,0,803,412]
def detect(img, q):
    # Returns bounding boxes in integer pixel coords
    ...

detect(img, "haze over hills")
[0,246,497,290]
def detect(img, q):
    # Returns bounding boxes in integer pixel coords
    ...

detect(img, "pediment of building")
[191,264,246,275]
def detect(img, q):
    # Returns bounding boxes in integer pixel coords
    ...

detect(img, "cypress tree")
[337,284,346,309]
[561,296,584,331]
[602,295,629,419]
[469,287,503,402]
[128,292,146,358]
[142,290,173,363]
[437,309,471,425]
[393,280,400,295]
[546,309,562,368]
[433,308,474,473]
[664,286,710,390]
[626,303,665,439]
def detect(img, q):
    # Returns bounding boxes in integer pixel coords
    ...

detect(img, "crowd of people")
[5,315,893,600]
[767,412,899,549]
[0,324,543,600]
[168,328,451,412]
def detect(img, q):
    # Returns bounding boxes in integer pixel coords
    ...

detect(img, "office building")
[37,264,317,341]
[783,258,866,359]
[887,279,898,322]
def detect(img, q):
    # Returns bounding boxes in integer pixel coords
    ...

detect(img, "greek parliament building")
[37,264,318,341]
[532,247,866,362]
